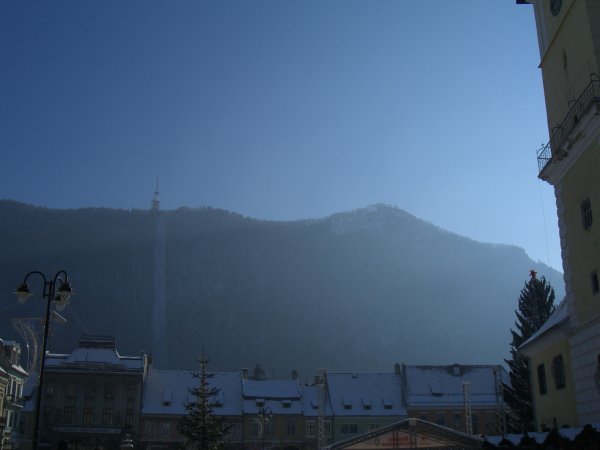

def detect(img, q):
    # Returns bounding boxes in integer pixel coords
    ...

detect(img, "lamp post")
[14,270,74,450]
[258,406,273,450]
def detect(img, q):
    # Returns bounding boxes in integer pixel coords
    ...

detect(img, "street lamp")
[258,407,273,450]
[14,270,74,450]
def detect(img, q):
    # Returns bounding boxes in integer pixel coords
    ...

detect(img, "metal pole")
[31,279,54,450]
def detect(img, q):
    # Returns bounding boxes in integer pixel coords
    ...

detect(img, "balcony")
[537,74,600,176]
[5,393,24,408]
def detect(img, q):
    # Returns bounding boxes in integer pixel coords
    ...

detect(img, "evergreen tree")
[178,355,229,450]
[505,270,555,432]
[250,363,267,381]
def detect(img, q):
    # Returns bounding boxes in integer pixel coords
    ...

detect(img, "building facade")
[0,340,27,450]
[138,363,505,449]
[519,301,578,430]
[520,0,600,427]
[31,335,148,449]
[140,369,243,449]
[323,371,407,442]
[401,364,508,436]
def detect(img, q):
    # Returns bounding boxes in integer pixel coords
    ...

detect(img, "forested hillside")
[0,201,564,380]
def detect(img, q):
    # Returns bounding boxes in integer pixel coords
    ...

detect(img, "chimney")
[242,368,248,379]
[291,369,298,380]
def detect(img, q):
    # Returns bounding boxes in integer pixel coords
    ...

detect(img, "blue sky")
[0,1,561,271]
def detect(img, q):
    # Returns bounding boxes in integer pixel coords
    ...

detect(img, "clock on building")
[550,0,562,17]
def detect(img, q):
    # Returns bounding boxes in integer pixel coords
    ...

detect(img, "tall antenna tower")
[317,369,328,450]
[151,177,160,211]
[463,381,473,435]
[494,367,507,435]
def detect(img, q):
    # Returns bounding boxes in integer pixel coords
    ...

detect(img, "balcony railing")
[537,73,600,175]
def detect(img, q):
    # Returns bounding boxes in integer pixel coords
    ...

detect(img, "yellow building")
[519,301,578,429]
[519,0,600,428]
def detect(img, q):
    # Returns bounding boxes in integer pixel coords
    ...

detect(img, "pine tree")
[505,270,555,432]
[178,355,229,450]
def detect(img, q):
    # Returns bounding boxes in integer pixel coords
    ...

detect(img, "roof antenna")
[151,177,160,211]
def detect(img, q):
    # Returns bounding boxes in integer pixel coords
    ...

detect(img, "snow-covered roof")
[242,379,301,399]
[241,379,303,415]
[143,369,242,416]
[326,372,407,417]
[300,385,334,417]
[484,423,600,445]
[519,298,569,350]
[404,364,506,407]
[45,347,145,371]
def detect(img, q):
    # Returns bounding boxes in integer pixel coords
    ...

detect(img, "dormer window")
[282,399,292,408]
[342,397,352,409]
[162,390,173,406]
[362,398,372,410]
[383,398,392,409]
[430,381,443,396]
[255,398,265,407]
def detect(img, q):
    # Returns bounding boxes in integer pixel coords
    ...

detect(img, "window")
[45,382,54,397]
[305,420,316,438]
[537,364,547,394]
[341,424,358,434]
[581,198,593,230]
[144,421,153,437]
[419,414,428,422]
[127,384,135,400]
[102,408,113,425]
[160,422,171,436]
[64,407,75,424]
[83,408,93,425]
[286,419,296,436]
[226,423,242,439]
[104,385,114,401]
[552,355,566,389]
[66,383,77,397]
[591,271,599,294]
[43,407,52,424]
[85,384,96,398]
[126,409,134,426]
[453,414,462,430]
[436,414,445,426]
[472,414,479,435]
[324,421,332,437]
[369,424,379,431]
[251,421,260,437]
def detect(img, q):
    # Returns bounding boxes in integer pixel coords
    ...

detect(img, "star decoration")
[529,270,537,279]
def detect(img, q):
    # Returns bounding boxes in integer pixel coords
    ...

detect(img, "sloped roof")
[404,364,506,407]
[326,418,483,449]
[326,372,407,417]
[143,369,242,416]
[301,385,334,417]
[241,379,303,415]
[45,347,145,371]
[242,379,301,399]
[519,298,569,350]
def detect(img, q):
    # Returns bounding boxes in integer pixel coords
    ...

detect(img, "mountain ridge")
[0,200,563,380]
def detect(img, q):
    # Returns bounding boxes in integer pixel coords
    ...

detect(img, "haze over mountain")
[0,200,563,381]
